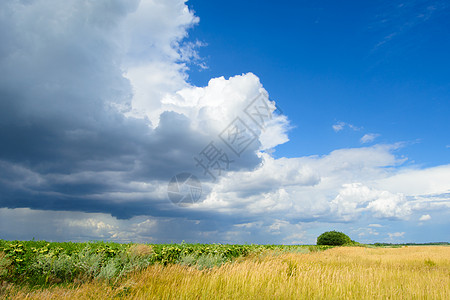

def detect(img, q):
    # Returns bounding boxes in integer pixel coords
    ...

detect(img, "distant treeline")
[371,242,449,246]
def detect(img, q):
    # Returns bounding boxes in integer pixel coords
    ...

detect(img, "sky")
[0,0,449,244]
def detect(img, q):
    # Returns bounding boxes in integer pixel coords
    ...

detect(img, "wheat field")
[5,246,450,299]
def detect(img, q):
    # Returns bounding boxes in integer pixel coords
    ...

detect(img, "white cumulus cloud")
[332,122,346,132]
[388,232,405,239]
[419,214,431,221]
[360,133,380,144]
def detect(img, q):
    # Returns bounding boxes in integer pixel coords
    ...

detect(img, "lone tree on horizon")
[317,230,352,246]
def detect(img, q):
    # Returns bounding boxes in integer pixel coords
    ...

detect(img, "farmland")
[1,241,449,299]
[0,240,328,285]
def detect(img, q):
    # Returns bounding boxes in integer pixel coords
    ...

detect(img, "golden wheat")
[5,246,450,299]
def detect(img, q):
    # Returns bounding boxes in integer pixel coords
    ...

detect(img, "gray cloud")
[1,0,449,244]
[0,0,266,220]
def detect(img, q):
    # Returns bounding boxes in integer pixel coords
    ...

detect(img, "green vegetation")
[4,237,444,291]
[316,231,352,246]
[3,246,449,299]
[0,240,331,286]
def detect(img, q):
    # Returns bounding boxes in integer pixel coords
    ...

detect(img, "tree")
[317,231,352,246]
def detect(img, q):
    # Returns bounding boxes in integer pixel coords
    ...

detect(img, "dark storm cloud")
[0,0,264,220]
[0,108,220,218]
[0,1,187,215]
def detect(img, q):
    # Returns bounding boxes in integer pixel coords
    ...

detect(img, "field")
[1,241,449,299]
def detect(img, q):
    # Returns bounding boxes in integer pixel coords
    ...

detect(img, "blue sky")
[0,0,449,244]
[185,0,450,166]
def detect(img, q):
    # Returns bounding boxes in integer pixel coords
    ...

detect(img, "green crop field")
[0,240,329,285]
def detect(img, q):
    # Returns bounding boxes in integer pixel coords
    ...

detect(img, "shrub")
[97,259,118,281]
[0,252,12,278]
[317,231,352,246]
[30,253,75,284]
[194,254,226,270]
[178,253,197,267]
[75,247,104,280]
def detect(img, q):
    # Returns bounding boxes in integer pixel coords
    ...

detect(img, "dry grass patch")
[127,244,153,258]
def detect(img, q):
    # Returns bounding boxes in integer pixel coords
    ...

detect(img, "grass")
[2,246,449,299]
